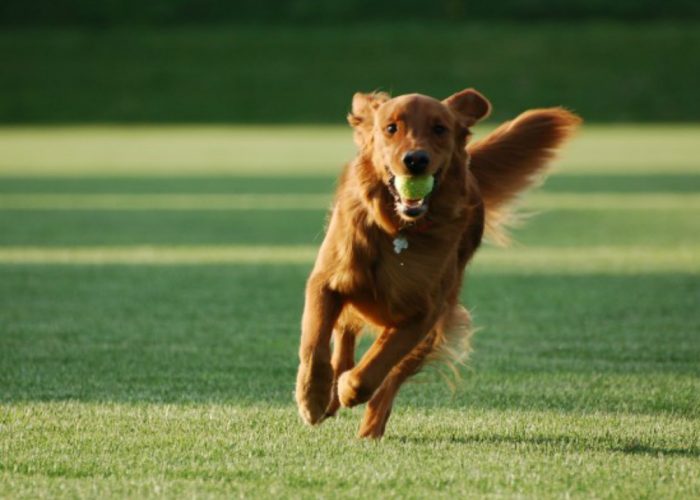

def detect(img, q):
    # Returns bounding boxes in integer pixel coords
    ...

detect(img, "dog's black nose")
[402,150,430,175]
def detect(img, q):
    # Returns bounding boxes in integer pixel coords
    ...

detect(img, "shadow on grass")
[544,173,700,193]
[0,175,338,194]
[389,434,700,458]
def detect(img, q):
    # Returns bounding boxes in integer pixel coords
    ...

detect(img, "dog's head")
[348,89,491,221]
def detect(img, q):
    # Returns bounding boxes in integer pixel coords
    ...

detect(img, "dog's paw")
[324,386,341,419]
[295,359,333,425]
[357,421,387,439]
[357,404,392,439]
[337,370,375,408]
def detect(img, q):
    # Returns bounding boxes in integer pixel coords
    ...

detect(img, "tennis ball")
[394,175,434,200]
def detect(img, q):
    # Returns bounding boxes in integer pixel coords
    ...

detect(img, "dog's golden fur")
[295,88,580,438]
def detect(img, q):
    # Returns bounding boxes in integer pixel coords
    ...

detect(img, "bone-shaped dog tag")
[393,236,409,254]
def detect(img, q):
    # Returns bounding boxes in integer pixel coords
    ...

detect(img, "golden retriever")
[295,88,580,438]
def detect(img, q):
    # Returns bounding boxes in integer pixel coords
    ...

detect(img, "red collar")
[405,217,434,233]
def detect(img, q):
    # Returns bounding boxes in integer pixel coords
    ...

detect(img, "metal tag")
[393,236,409,254]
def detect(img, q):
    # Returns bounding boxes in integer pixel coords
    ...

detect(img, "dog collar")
[393,217,434,254]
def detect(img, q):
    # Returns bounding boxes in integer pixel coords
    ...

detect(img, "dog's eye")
[386,123,398,135]
[433,124,447,135]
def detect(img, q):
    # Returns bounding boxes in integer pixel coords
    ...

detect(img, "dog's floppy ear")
[347,91,390,147]
[443,88,492,127]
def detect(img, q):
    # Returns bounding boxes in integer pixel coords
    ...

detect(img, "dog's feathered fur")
[469,107,582,243]
[295,89,580,438]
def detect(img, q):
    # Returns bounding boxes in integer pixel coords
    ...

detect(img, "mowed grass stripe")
[0,245,318,264]
[1,245,697,272]
[0,193,333,210]
[525,193,700,210]
[1,173,699,195]
[1,125,700,175]
[2,192,700,210]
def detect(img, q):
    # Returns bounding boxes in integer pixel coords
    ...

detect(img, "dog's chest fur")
[328,217,463,325]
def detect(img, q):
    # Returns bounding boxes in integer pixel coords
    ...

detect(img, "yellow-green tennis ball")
[395,175,434,199]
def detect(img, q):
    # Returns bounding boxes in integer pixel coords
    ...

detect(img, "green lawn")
[1,125,699,497]
[2,23,700,123]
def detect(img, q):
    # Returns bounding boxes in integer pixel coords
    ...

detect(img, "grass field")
[1,125,699,497]
[2,22,700,123]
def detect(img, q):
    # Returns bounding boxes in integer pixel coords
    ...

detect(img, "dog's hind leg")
[357,330,437,439]
[324,317,362,419]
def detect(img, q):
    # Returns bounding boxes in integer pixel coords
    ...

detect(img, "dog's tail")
[467,108,581,244]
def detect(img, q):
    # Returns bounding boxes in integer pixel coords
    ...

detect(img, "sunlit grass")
[0,245,698,273]
[0,193,334,210]
[1,124,699,176]
[0,126,355,176]
[1,404,698,498]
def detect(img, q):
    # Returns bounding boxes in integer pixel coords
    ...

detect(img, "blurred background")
[1,0,700,123]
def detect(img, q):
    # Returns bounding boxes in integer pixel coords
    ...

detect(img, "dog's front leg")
[295,274,343,425]
[337,315,434,408]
